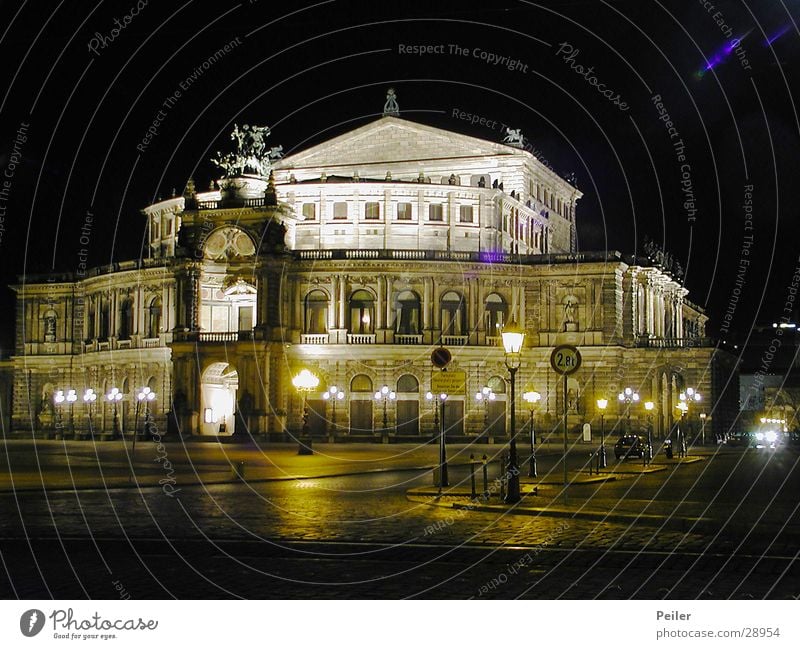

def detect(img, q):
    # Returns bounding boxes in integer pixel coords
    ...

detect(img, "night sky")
[0,0,798,353]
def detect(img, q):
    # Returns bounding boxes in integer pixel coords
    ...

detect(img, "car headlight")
[765,431,778,443]
[756,432,764,441]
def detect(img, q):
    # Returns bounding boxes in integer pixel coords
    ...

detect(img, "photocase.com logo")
[20,609,45,637]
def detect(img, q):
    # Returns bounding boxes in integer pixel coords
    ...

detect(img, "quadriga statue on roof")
[211,124,282,178]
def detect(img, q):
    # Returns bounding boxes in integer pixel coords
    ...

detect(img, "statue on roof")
[383,87,400,116]
[212,123,280,178]
[503,127,524,148]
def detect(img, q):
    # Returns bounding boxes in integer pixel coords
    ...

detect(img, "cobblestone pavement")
[1,451,798,599]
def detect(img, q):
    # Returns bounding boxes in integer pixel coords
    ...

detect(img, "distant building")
[6,110,736,442]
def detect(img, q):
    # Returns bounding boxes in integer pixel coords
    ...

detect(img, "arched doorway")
[201,362,238,435]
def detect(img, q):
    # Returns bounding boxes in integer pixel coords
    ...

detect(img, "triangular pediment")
[274,116,522,171]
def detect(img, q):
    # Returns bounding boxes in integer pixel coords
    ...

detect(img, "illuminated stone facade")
[7,116,736,441]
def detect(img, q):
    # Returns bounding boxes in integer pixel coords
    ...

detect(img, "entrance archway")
[201,362,238,435]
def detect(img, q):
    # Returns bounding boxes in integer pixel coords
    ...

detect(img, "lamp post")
[322,386,345,441]
[475,386,496,442]
[501,320,525,504]
[53,389,65,437]
[66,389,77,437]
[106,387,123,438]
[678,386,702,455]
[427,391,449,486]
[522,389,541,477]
[644,400,654,463]
[292,369,320,455]
[699,412,707,445]
[374,385,396,441]
[617,387,640,434]
[596,398,608,468]
[83,388,97,437]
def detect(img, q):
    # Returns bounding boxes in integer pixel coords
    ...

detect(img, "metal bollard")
[233,460,245,481]
[588,452,593,475]
[482,454,489,499]
[470,453,477,499]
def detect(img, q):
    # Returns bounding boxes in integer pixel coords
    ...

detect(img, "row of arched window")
[304,290,508,336]
[347,374,506,394]
[75,295,162,343]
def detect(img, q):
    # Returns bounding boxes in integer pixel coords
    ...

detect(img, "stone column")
[329,276,338,331]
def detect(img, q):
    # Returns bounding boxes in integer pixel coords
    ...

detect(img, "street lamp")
[699,412,707,445]
[596,398,608,468]
[83,388,97,437]
[66,388,78,437]
[106,387,123,438]
[522,389,541,477]
[374,385,397,441]
[644,400,655,463]
[53,389,66,436]
[475,386,496,441]
[678,386,702,455]
[292,369,320,455]
[426,391,449,486]
[501,320,525,504]
[322,386,345,440]
[618,387,640,433]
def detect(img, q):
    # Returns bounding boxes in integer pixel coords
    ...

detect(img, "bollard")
[470,454,477,499]
[233,460,245,481]
[588,452,593,475]
[482,454,489,499]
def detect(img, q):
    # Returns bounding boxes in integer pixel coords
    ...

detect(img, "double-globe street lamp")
[596,398,608,468]
[322,386,345,440]
[522,389,541,477]
[374,385,397,441]
[501,320,525,504]
[677,387,702,456]
[618,387,640,433]
[475,386,496,441]
[292,369,320,455]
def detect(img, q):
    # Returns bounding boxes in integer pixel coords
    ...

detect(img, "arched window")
[43,310,57,343]
[350,374,373,393]
[488,375,506,394]
[86,297,96,341]
[99,296,111,340]
[119,298,133,340]
[440,291,466,336]
[147,297,162,338]
[397,374,419,393]
[304,290,329,334]
[394,290,420,334]
[484,293,507,336]
[349,290,375,334]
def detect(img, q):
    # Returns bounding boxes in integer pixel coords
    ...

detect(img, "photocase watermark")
[698,0,752,72]
[150,424,180,498]
[111,578,131,600]
[475,522,570,596]
[137,36,242,153]
[0,121,30,250]
[87,1,149,57]
[554,42,629,112]
[719,184,754,335]
[651,94,696,223]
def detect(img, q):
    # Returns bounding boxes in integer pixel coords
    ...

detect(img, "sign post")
[431,348,453,489]
[550,344,582,505]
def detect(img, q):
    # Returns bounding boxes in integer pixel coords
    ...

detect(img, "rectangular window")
[365,202,380,220]
[428,204,443,221]
[397,202,412,220]
[302,203,316,220]
[333,202,348,220]
[459,205,473,223]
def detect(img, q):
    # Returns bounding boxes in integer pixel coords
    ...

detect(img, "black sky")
[0,0,798,353]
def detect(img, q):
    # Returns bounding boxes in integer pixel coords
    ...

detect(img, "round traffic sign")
[550,344,582,375]
[431,347,452,369]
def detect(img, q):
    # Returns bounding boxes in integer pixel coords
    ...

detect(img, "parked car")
[614,434,648,459]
